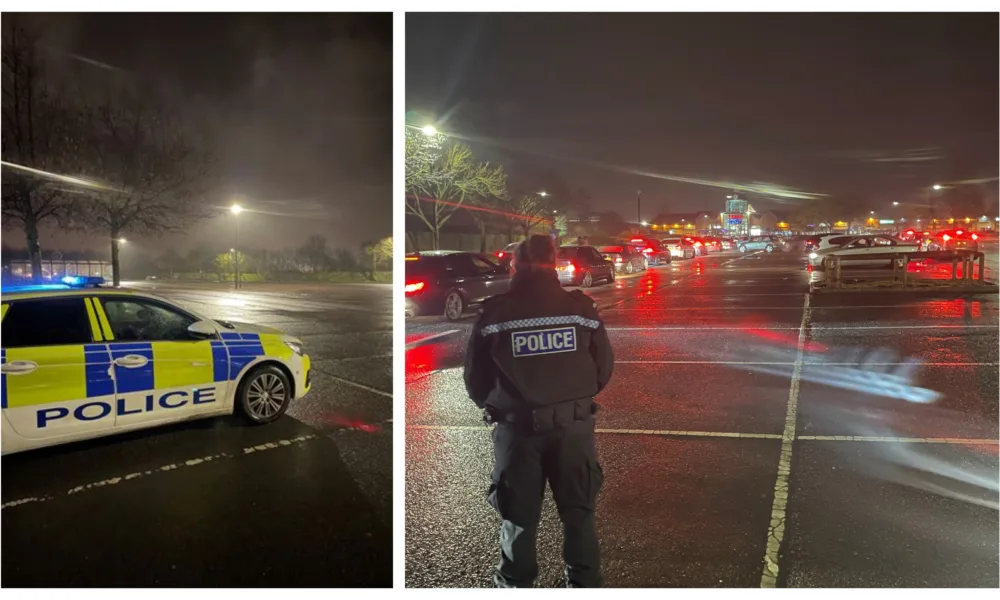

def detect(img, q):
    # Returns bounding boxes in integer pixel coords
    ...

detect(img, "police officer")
[464,234,615,588]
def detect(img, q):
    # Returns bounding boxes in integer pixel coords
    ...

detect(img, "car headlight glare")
[285,341,304,355]
[808,252,818,259]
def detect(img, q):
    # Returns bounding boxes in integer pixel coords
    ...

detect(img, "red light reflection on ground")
[322,414,382,433]
[743,327,827,352]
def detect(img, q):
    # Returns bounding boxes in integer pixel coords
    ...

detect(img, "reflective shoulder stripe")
[1,303,8,322]
[83,298,104,342]
[90,298,115,341]
[481,315,601,336]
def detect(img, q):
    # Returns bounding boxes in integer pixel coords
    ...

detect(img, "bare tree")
[74,85,214,285]
[1,16,81,282]
[297,234,328,272]
[511,193,552,238]
[405,139,507,249]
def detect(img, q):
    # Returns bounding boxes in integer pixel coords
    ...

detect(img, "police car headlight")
[284,341,304,355]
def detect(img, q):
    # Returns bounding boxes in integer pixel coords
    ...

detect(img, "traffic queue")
[404,234,747,321]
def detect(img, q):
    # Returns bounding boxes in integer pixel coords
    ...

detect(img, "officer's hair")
[514,235,556,270]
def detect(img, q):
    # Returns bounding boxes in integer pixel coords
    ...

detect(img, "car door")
[95,296,229,429]
[1,296,114,441]
[586,247,611,279]
[442,254,488,303]
[473,254,509,298]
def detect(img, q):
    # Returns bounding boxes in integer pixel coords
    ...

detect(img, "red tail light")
[496,251,505,258]
[956,230,964,235]
[615,257,622,263]
[404,281,425,294]
[643,248,653,254]
[942,234,951,242]
[561,263,576,272]
[906,230,914,235]
[972,233,978,240]
[693,242,702,247]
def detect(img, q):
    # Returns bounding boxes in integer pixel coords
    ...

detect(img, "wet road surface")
[405,250,998,587]
[2,281,392,587]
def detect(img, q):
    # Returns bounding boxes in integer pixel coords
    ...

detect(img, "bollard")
[834,257,842,289]
[902,256,909,288]
[951,256,958,281]
[977,254,985,283]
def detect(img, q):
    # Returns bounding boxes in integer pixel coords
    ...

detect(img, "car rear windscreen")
[405,257,444,275]
[557,248,580,259]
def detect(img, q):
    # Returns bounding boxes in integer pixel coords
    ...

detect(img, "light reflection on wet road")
[405,250,998,588]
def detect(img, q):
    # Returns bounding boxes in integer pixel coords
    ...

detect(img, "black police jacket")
[464,268,615,411]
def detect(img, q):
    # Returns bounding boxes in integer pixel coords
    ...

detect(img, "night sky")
[22,13,391,254]
[406,13,998,218]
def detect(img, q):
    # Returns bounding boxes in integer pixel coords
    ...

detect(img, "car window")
[872,237,895,246]
[827,236,852,246]
[845,238,871,248]
[441,254,476,274]
[585,248,604,262]
[1,297,94,348]
[470,256,496,273]
[101,298,199,342]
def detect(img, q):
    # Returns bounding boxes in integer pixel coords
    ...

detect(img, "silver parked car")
[736,236,780,253]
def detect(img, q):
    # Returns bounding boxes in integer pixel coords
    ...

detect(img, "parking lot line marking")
[0,433,320,511]
[798,435,998,444]
[761,292,810,588]
[312,369,393,399]
[407,424,784,439]
[607,325,997,331]
[615,360,998,366]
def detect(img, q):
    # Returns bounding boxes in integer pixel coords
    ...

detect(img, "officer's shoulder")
[566,289,599,313]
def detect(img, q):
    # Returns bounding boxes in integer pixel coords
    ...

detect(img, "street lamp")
[538,191,548,197]
[870,210,875,215]
[230,204,243,290]
[422,125,437,136]
[933,184,942,191]
[892,202,899,206]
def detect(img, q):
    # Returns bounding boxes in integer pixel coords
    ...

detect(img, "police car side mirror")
[187,319,218,339]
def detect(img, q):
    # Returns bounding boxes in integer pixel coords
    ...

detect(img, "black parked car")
[404,251,510,320]
[556,245,616,287]
[598,244,647,274]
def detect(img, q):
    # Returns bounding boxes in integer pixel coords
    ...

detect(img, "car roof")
[1,286,148,301]
[406,250,465,257]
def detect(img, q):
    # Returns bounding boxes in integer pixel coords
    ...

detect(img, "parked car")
[494,241,521,268]
[661,237,697,259]
[683,237,710,256]
[807,235,922,269]
[598,244,647,274]
[556,245,616,287]
[736,236,780,253]
[701,237,725,252]
[627,237,672,266]
[926,229,981,252]
[404,251,510,320]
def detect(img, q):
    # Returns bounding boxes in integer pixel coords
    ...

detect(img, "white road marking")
[408,423,998,447]
[1,434,320,511]
[797,435,998,444]
[405,329,461,349]
[614,360,998,366]
[612,305,999,311]
[761,292,810,588]
[607,325,997,331]
[319,372,393,399]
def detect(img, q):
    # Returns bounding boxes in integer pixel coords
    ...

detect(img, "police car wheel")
[580,271,593,287]
[238,365,291,425]
[443,290,465,321]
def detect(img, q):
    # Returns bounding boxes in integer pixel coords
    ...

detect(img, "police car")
[0,277,311,455]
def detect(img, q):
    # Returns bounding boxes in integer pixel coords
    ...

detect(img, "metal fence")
[1,260,113,285]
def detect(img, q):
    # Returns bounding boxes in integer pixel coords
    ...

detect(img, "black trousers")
[487,416,604,588]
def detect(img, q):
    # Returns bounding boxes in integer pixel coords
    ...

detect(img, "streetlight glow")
[118,238,127,244]
[641,221,648,226]
[892,201,899,206]
[870,210,875,215]
[230,204,244,215]
[422,125,437,136]
[538,191,548,197]
[933,184,942,191]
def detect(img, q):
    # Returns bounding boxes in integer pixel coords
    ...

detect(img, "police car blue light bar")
[60,275,107,287]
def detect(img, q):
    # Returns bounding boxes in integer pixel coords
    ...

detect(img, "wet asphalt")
[2,281,392,587]
[405,249,999,588]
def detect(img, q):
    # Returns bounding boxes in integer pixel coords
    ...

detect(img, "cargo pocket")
[587,459,604,505]
[487,470,510,516]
